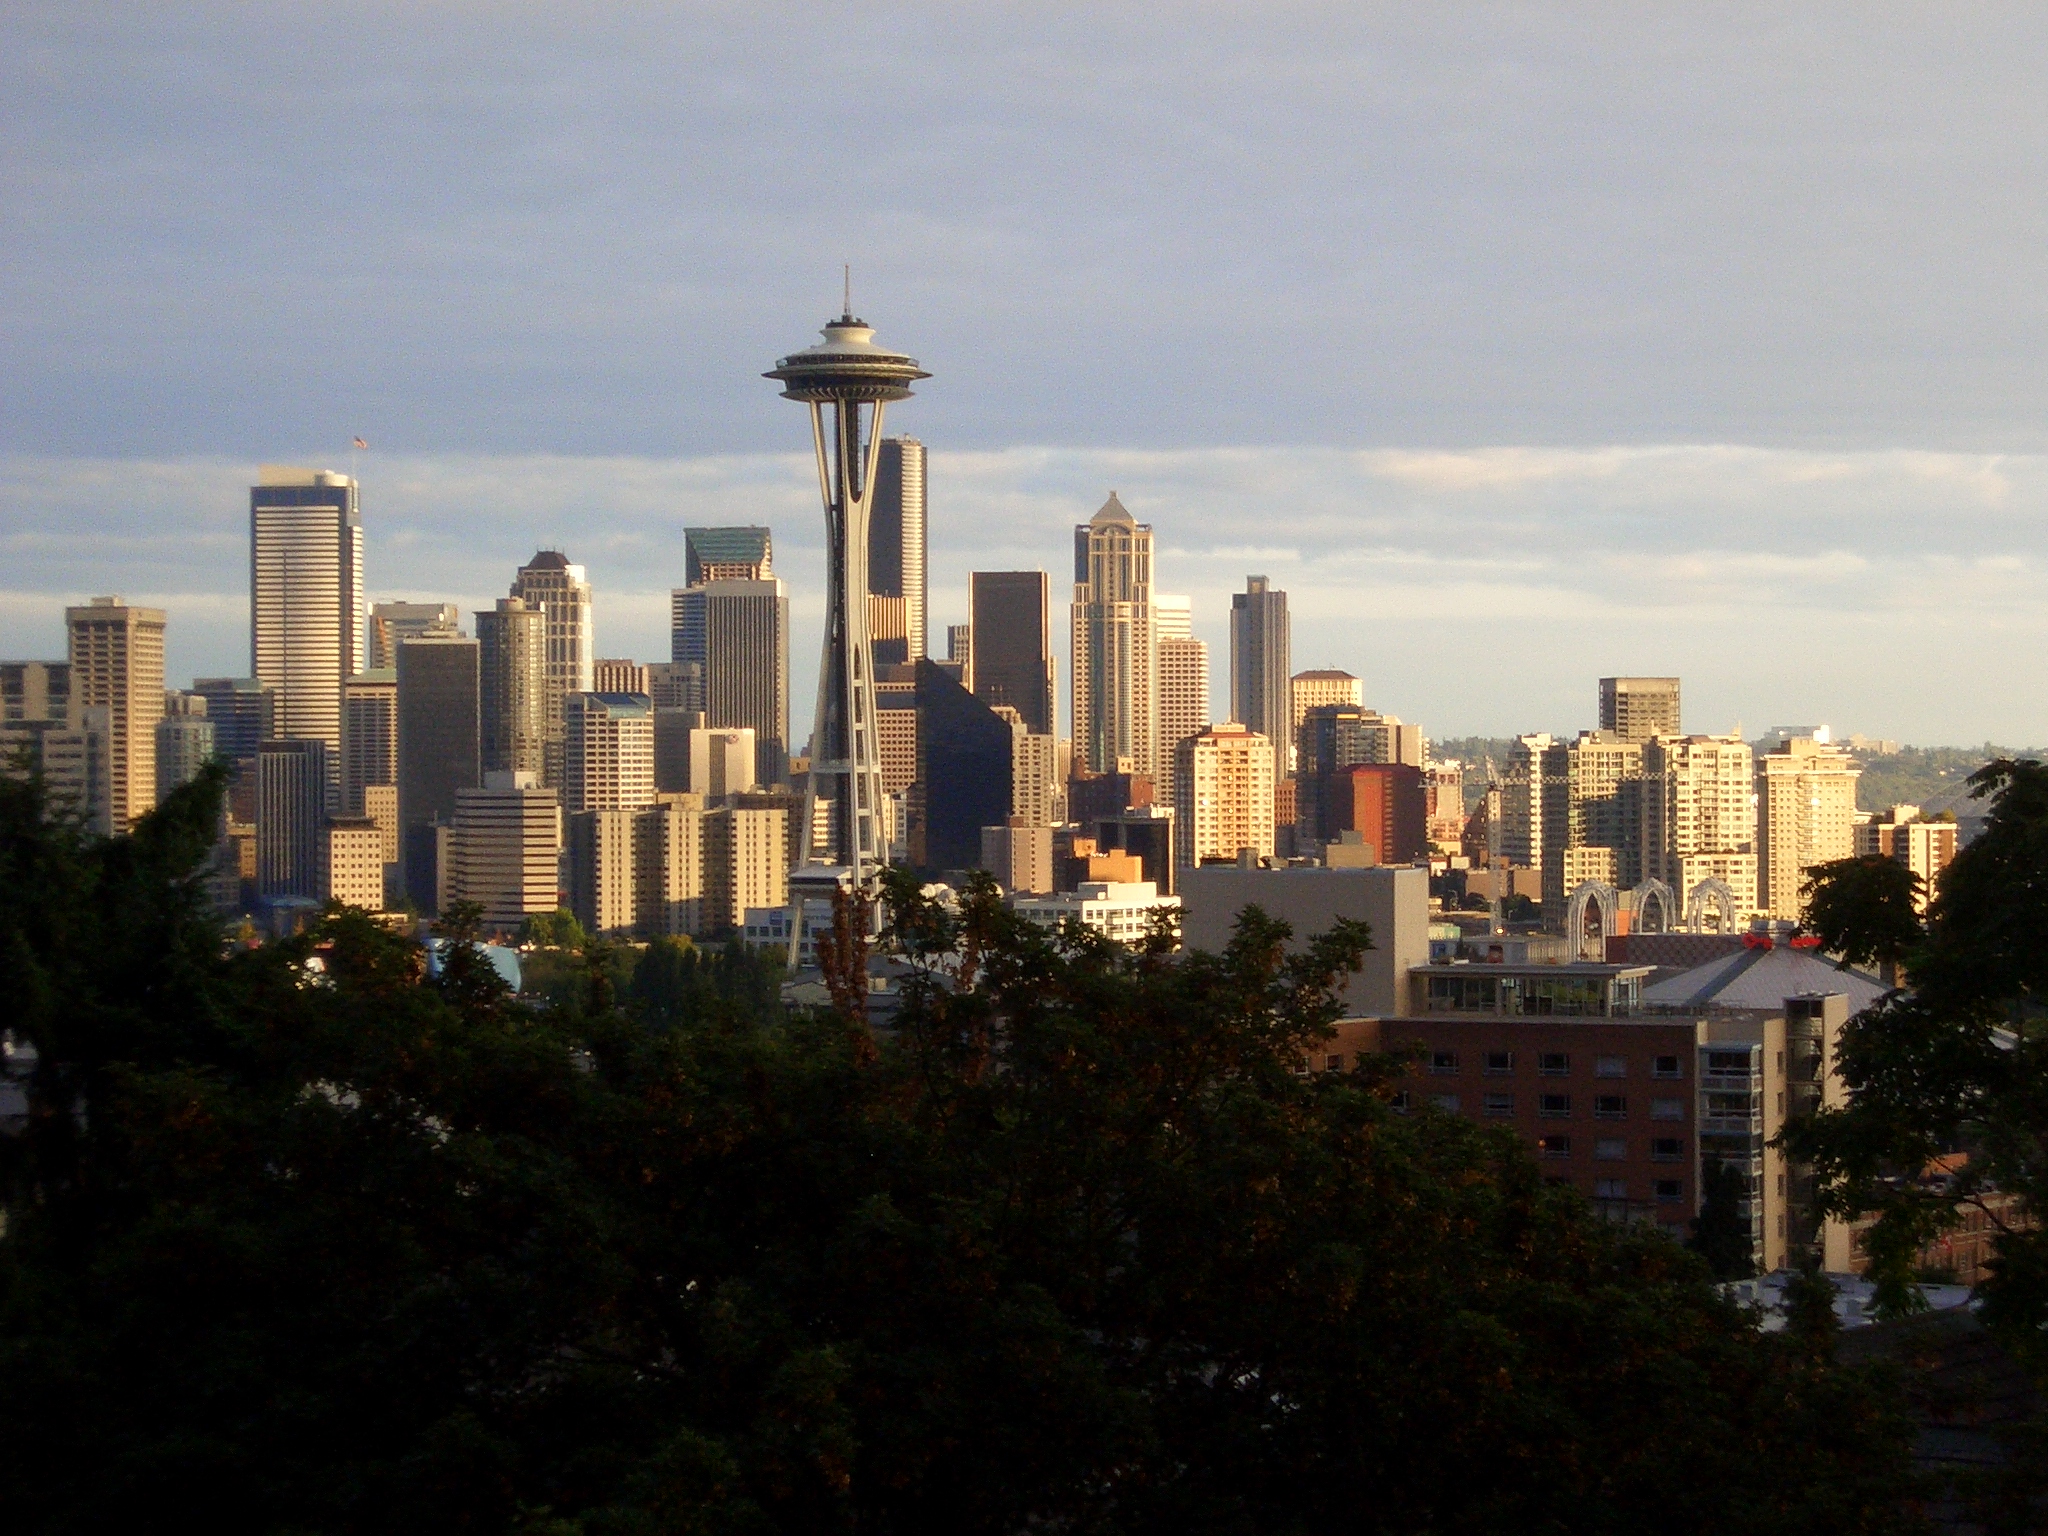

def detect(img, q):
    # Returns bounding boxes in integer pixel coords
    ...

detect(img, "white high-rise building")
[1499,733,1553,874]
[251,468,362,805]
[1071,493,1156,777]
[689,727,758,800]
[563,693,655,814]
[155,692,214,805]
[1638,734,1757,906]
[68,596,166,834]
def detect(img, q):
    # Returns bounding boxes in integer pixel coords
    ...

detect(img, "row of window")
[1531,1132,1687,1161]
[1439,1092,1687,1120]
[1593,1178,1687,1204]
[1427,1049,1686,1079]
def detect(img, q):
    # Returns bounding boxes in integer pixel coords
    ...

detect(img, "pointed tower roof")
[1091,491,1136,526]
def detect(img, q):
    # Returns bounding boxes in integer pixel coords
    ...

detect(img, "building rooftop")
[1090,491,1136,526]
[1642,943,1887,1014]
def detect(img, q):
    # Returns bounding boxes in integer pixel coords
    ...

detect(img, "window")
[1538,1134,1572,1157]
[1325,1053,1344,1071]
[1595,1137,1627,1161]
[1538,1052,1570,1076]
[1655,1179,1683,1203]
[1595,1054,1627,1078]
[1650,1097,1685,1121]
[1777,1173,1786,1196]
[1483,1050,1514,1074]
[1429,1050,1460,1076]
[1390,1091,1411,1112]
[1651,1137,1684,1161]
[1707,1050,1751,1074]
[1539,1093,1571,1118]
[1431,1093,1461,1113]
[1653,1054,1683,1079]
[1776,1092,1785,1116]
[1482,1093,1514,1117]
[1594,1178,1628,1200]
[1594,1095,1627,1119]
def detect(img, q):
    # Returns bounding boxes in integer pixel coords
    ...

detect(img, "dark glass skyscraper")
[913,658,1014,874]
[1230,575,1290,790]
[670,579,789,787]
[970,570,1054,736]
[397,634,479,906]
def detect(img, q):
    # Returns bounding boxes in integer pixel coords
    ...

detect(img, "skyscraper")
[1297,702,1423,844]
[564,692,655,814]
[1539,731,1646,921]
[1230,577,1290,790]
[396,634,480,907]
[510,551,595,786]
[1756,736,1860,920]
[767,307,928,890]
[947,623,974,691]
[970,571,1054,735]
[1175,722,1275,868]
[593,658,650,695]
[671,578,790,787]
[368,602,458,671]
[476,597,548,781]
[251,468,361,804]
[1636,733,1757,904]
[1500,732,1552,874]
[912,658,1014,874]
[868,437,927,666]
[155,693,214,804]
[1599,676,1681,742]
[341,671,396,817]
[67,596,166,833]
[1154,596,1210,816]
[450,773,562,930]
[1071,493,1155,777]
[256,737,329,899]
[685,526,772,585]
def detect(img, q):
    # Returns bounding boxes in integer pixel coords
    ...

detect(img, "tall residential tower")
[251,467,362,804]
[1071,493,1155,778]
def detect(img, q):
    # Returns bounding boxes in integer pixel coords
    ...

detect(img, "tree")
[1785,759,2048,1344]
[1691,1157,1758,1280]
[0,767,1920,1534]
[1801,853,1924,978]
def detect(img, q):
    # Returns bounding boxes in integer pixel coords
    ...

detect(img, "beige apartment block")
[706,804,789,932]
[1156,630,1210,811]
[1756,737,1861,920]
[451,774,561,930]
[1540,731,1643,914]
[1856,805,1958,913]
[635,800,708,937]
[1598,676,1681,741]
[1290,668,1362,732]
[324,816,387,911]
[991,706,1063,827]
[568,808,639,937]
[982,817,1055,895]
[564,692,655,813]
[342,671,397,816]
[1175,721,1275,867]
[1637,734,1757,904]
[67,596,165,834]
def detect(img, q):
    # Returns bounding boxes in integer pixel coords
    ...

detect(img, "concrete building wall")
[1179,864,1430,1018]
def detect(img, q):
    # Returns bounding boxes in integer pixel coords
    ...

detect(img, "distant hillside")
[1425,736,2045,816]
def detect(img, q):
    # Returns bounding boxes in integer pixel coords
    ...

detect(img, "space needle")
[767,292,928,898]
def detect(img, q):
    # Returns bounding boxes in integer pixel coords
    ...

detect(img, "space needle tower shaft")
[766,298,928,892]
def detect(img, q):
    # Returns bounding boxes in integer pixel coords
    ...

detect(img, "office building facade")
[1599,676,1681,742]
[67,596,166,834]
[1756,737,1861,920]
[671,577,789,786]
[341,671,397,817]
[510,551,595,786]
[1071,494,1156,777]
[256,737,329,899]
[155,693,214,804]
[868,437,927,666]
[1156,630,1210,815]
[914,658,1015,873]
[251,468,362,804]
[368,601,457,671]
[685,526,772,585]
[1175,722,1276,867]
[450,773,562,930]
[564,692,656,814]
[970,570,1053,735]
[396,634,480,906]
[477,597,549,782]
[1230,576,1290,791]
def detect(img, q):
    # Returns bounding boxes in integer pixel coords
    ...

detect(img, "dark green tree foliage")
[1786,760,2048,1338]
[0,775,1920,1534]
[626,935,784,1029]
[1801,853,1925,977]
[1690,1158,1758,1280]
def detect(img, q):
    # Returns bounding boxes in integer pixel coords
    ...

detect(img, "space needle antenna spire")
[767,294,929,906]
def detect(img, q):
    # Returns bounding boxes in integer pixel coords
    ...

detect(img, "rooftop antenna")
[843,263,851,319]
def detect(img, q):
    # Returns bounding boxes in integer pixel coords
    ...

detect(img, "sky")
[5,4,2047,744]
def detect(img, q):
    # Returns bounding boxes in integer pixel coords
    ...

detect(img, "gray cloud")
[6,6,2048,455]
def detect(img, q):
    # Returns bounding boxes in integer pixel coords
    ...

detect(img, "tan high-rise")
[1175,722,1275,868]
[1756,737,1861,920]
[512,551,595,786]
[67,596,165,834]
[1154,597,1210,813]
[1637,734,1757,911]
[1071,494,1155,776]
[1599,677,1681,742]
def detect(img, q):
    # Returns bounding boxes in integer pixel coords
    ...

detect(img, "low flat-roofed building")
[1012,880,1180,947]
[1180,864,1430,1017]
[1410,960,1653,1020]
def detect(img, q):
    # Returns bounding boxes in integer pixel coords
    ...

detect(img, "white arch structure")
[1565,879,1620,960]
[1630,879,1679,935]
[1684,877,1741,934]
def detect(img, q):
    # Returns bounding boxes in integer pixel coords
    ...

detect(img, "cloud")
[4,443,2045,746]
